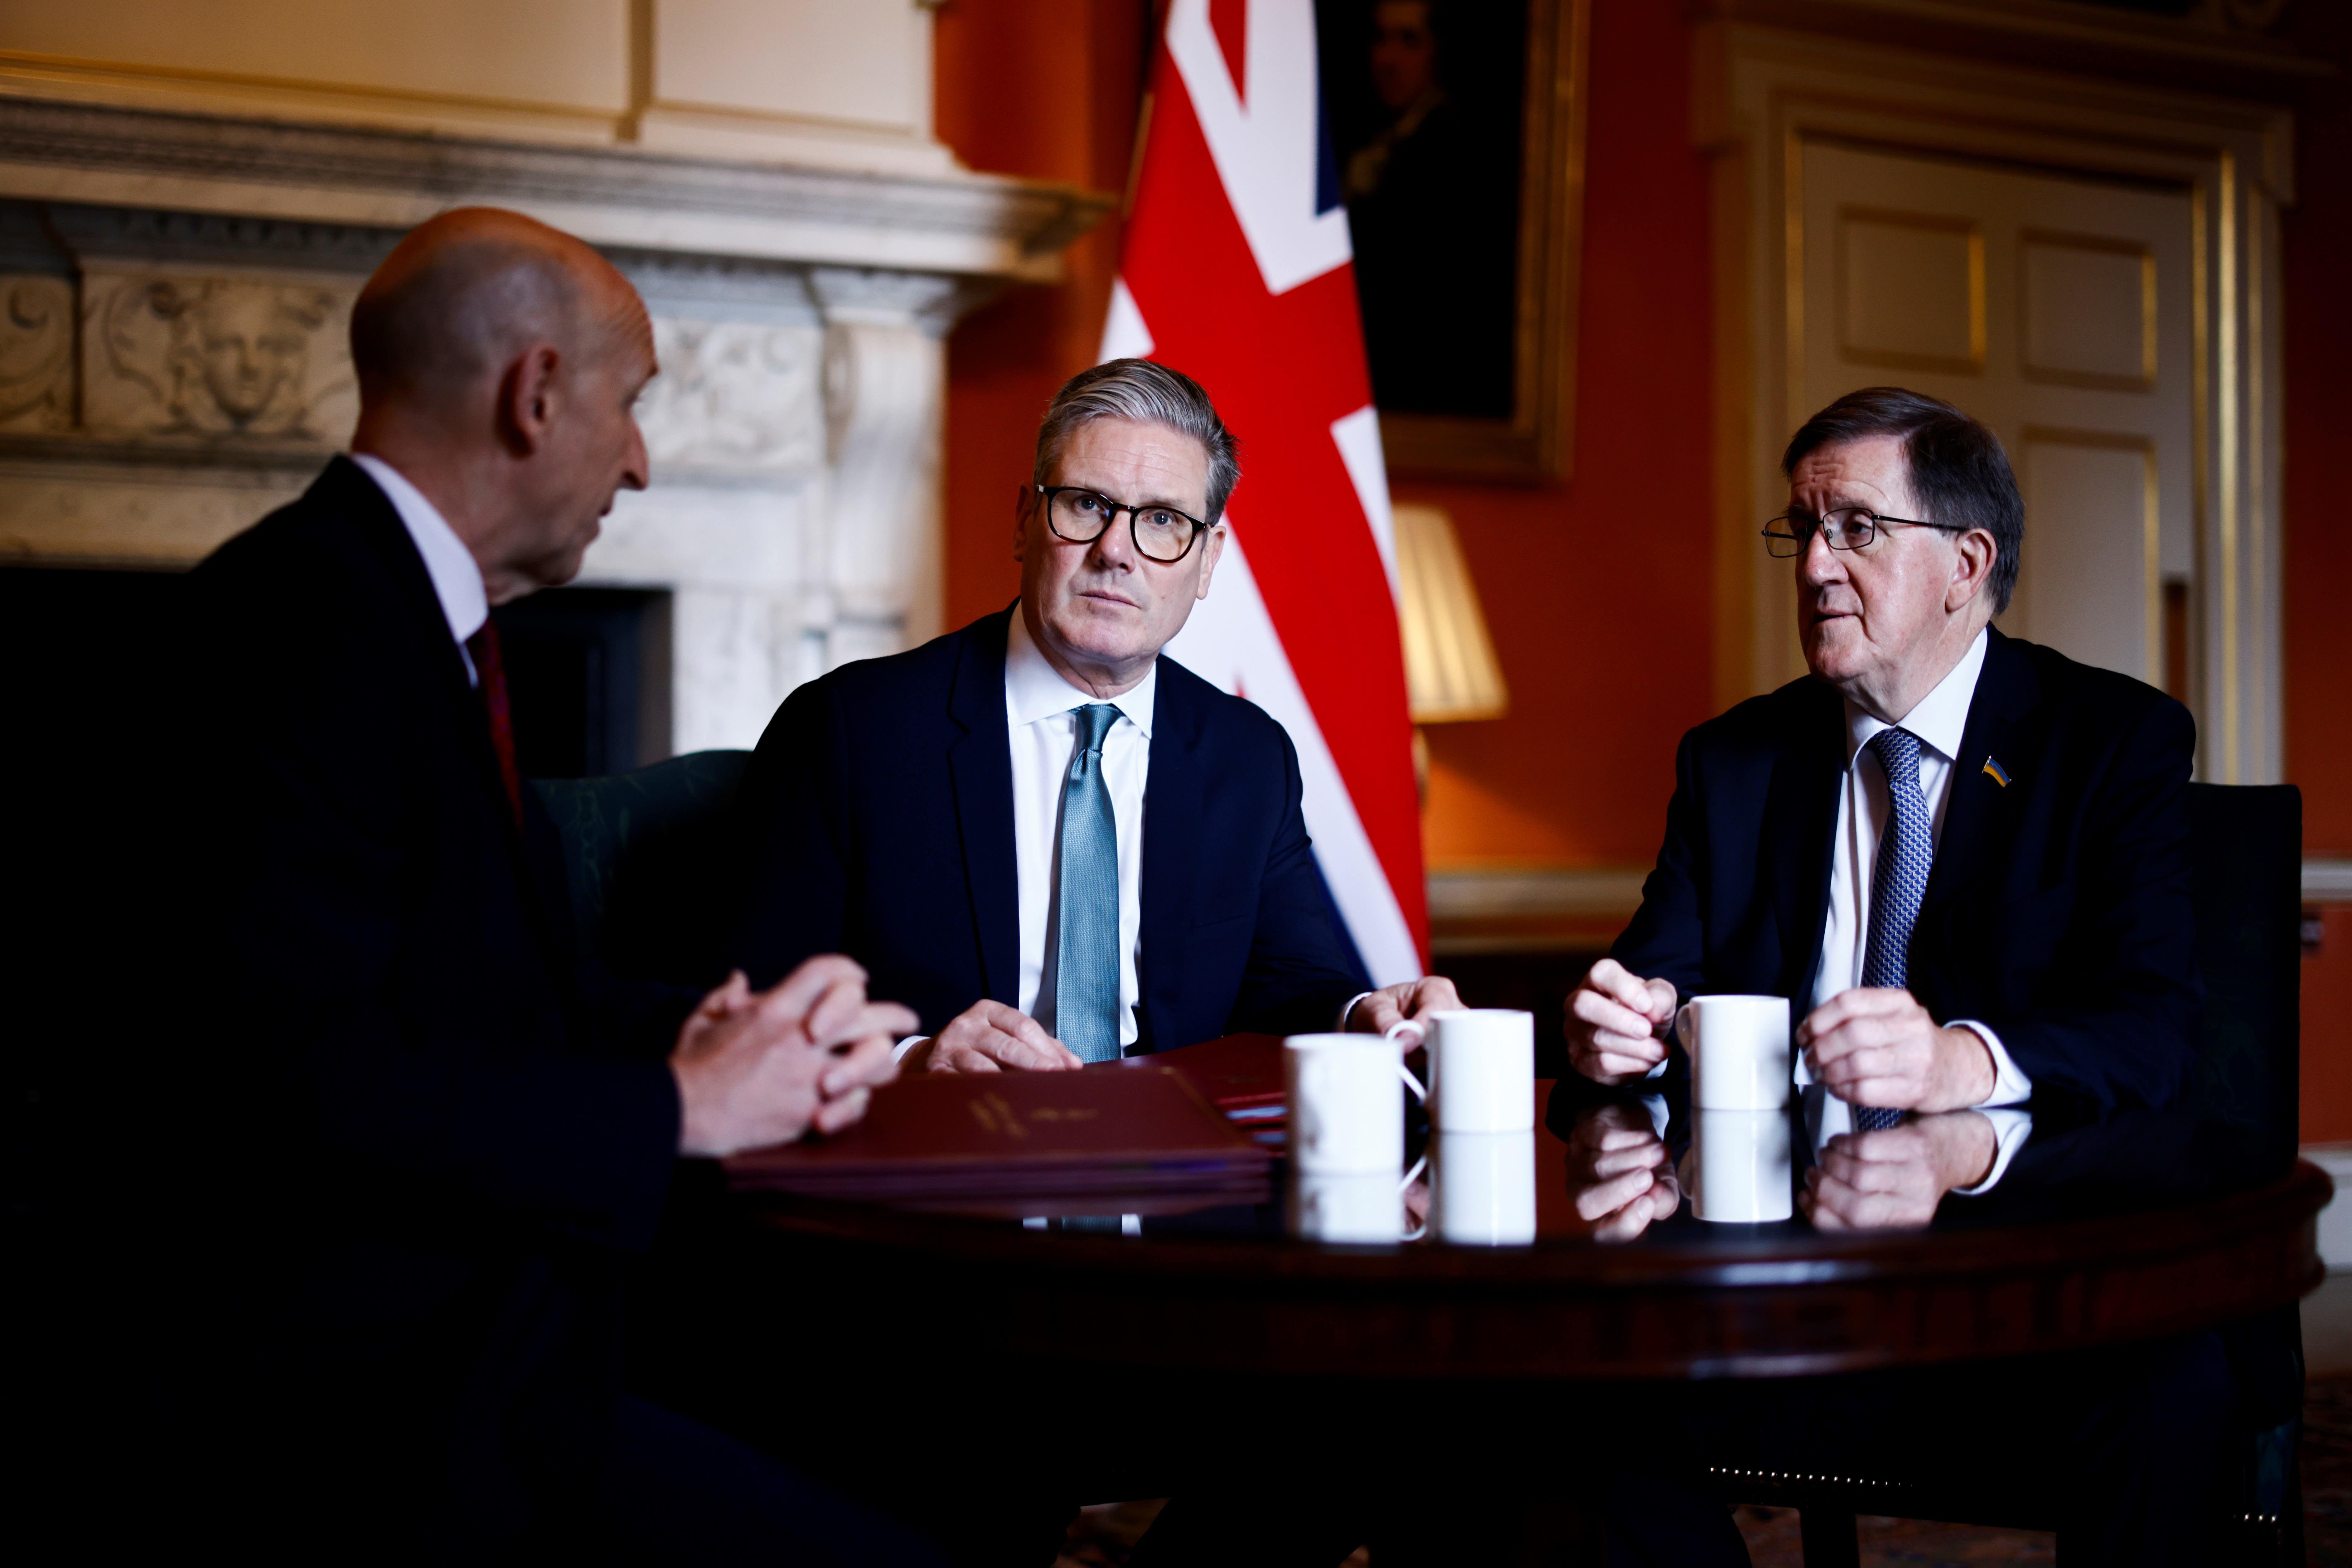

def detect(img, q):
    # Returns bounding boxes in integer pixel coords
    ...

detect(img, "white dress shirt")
[1795,626,2033,1191]
[350,452,488,686]
[896,606,1370,1064]
[1004,608,1155,1052]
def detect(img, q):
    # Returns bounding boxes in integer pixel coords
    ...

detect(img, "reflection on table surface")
[748,1034,2298,1251]
[1088,1079,2289,1251]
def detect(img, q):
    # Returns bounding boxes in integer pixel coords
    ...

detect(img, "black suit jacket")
[162,457,681,1541]
[1611,628,2198,1109]
[730,606,1369,1050]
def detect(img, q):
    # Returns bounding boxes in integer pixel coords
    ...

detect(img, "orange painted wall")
[2280,2,2352,1141]
[935,0,1145,632]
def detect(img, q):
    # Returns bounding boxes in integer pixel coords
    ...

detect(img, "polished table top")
[733,1035,2328,1379]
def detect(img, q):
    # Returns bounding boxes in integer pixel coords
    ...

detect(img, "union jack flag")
[1104,0,1426,982]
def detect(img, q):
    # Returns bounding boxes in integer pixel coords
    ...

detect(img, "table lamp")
[1393,501,1508,796]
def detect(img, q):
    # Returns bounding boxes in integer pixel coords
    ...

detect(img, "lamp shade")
[1393,502,1508,724]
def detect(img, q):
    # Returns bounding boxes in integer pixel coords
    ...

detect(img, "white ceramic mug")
[1691,1108,1794,1223]
[1675,994,1792,1111]
[1429,1131,1538,1245]
[1405,1009,1536,1133]
[1285,1033,1426,1174]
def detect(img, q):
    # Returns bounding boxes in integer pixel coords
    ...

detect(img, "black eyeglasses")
[1035,486,1211,564]
[1763,506,1966,558]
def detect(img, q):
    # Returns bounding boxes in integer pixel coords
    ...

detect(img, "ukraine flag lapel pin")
[1982,756,2012,787]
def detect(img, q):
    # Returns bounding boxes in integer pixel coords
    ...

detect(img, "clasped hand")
[907,1000,1086,1074]
[1565,960,1992,1115]
[670,956,914,1157]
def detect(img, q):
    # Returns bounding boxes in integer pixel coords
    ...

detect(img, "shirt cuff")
[892,1035,926,1065]
[1640,1092,1671,1140]
[1948,1020,2032,1107]
[1338,991,1376,1032]
[1948,1106,2034,1195]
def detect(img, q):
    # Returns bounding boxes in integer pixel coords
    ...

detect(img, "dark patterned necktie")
[464,620,524,827]
[1054,704,1123,1063]
[1855,727,1931,1132]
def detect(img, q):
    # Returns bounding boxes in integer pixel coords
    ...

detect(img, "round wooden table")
[733,1061,2328,1382]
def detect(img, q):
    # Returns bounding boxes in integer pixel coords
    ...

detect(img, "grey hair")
[1031,358,1241,525]
[1783,385,2024,615]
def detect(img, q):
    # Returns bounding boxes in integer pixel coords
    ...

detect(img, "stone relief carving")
[0,275,73,432]
[638,317,823,474]
[82,271,359,442]
[820,313,942,638]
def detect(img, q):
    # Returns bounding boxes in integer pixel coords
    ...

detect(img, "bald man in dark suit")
[144,208,938,1563]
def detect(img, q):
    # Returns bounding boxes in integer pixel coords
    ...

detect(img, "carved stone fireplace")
[0,95,1107,753]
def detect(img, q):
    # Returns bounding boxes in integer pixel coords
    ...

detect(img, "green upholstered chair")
[1716,782,2307,1567]
[530,748,752,988]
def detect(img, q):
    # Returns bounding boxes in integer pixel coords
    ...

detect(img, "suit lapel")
[1137,661,1205,1052]
[946,609,1021,1006]
[334,458,573,981]
[336,458,527,847]
[1769,681,1846,1002]
[1917,628,2040,931]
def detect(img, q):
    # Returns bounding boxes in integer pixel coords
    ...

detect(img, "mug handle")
[1381,1022,1431,1239]
[1381,1019,1429,1101]
[1674,1000,1695,1050]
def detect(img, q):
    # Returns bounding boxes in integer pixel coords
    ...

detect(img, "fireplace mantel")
[0,94,1111,752]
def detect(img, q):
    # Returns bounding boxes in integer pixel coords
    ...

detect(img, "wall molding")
[1425,866,1647,956]
[0,95,1109,283]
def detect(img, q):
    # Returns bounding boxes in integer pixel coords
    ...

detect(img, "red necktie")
[464,620,524,827]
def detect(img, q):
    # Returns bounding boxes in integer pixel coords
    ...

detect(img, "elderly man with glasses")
[1565,386,2219,1567]
[729,357,1457,1077]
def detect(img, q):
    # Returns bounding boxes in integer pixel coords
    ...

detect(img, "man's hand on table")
[1564,959,1676,1085]
[1346,975,1464,1041]
[1801,1111,1997,1230]
[902,1000,1084,1074]
[671,957,915,1157]
[1798,987,1994,1114]
[1566,1101,1683,1241]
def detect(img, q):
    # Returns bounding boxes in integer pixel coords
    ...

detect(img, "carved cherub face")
[187,288,312,423]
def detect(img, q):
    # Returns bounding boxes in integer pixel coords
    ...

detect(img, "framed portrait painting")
[1316,0,1590,481]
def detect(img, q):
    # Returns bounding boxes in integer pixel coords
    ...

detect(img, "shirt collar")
[1004,603,1156,739]
[1844,626,1989,767]
[350,452,488,649]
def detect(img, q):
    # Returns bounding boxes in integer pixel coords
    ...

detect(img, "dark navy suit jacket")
[1611,628,2198,1109]
[156,457,682,1543]
[730,606,1370,1051]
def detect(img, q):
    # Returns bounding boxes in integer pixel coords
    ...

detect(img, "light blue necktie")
[1054,703,1123,1063]
[1854,727,1932,1132]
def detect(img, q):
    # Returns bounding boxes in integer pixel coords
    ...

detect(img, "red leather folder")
[723,1064,1270,1207]
[1112,1032,1286,1113]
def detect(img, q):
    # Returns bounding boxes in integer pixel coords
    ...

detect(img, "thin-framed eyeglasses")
[1762,506,1967,559]
[1034,485,1211,564]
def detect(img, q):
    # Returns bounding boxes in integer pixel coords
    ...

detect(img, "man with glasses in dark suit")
[1565,386,2222,1566]
[731,357,1460,1072]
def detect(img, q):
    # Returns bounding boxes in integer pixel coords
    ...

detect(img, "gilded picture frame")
[1320,0,1590,482]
